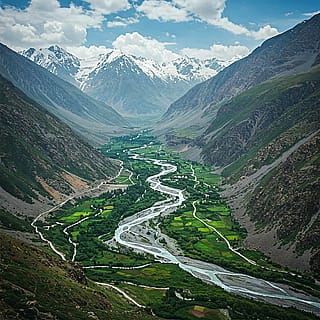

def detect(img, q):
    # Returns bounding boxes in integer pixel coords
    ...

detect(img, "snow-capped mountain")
[81,50,225,116]
[21,45,80,86]
[21,46,225,116]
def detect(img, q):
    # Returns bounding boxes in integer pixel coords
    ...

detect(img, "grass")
[30,133,320,319]
[0,233,157,320]
[60,210,92,223]
[117,282,167,306]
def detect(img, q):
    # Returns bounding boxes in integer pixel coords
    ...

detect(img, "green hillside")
[0,233,157,320]
[0,75,118,204]
[202,66,320,178]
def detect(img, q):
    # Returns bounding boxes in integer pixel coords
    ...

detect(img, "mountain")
[21,47,223,117]
[204,67,320,273]
[157,13,320,137]
[0,43,128,145]
[0,233,157,320]
[0,75,118,213]
[82,52,223,116]
[154,14,320,274]
[202,67,320,168]
[21,45,80,86]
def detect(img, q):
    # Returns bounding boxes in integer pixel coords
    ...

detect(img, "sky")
[0,0,319,63]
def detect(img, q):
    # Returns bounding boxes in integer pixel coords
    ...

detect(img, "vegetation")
[27,134,320,319]
[0,233,158,320]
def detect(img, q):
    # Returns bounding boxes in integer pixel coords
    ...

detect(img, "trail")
[109,146,320,315]
[95,282,145,308]
[31,160,124,261]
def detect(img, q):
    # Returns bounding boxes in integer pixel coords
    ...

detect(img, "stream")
[109,147,320,315]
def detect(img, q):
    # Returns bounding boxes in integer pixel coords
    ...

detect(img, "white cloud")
[0,0,103,50]
[66,45,112,60]
[165,32,176,39]
[87,0,130,15]
[0,0,131,50]
[303,10,320,17]
[112,32,180,63]
[181,43,250,62]
[137,0,279,40]
[249,24,279,40]
[174,0,225,21]
[106,16,139,28]
[137,0,191,22]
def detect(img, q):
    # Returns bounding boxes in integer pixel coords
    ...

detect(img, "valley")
[30,134,320,319]
[0,9,319,320]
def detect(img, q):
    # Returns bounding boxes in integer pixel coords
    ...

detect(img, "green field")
[32,134,320,320]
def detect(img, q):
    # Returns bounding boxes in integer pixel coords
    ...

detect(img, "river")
[109,146,320,315]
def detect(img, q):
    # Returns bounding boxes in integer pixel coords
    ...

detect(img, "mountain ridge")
[157,13,320,136]
[0,75,118,214]
[21,46,224,116]
[0,43,129,145]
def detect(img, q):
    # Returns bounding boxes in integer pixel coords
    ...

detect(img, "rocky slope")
[21,45,80,86]
[209,67,320,274]
[0,75,118,212]
[157,13,320,137]
[245,132,320,275]
[0,43,128,145]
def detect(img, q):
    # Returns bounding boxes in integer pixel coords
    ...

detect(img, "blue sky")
[0,0,319,62]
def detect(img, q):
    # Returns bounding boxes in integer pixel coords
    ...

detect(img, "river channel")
[109,147,320,315]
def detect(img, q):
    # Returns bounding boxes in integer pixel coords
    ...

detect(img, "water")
[111,149,320,315]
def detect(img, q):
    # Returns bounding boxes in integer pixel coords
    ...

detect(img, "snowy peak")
[21,45,224,87]
[19,45,226,116]
[21,46,80,85]
[169,56,223,81]
[89,50,223,83]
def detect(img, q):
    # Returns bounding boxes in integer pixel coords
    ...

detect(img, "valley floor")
[5,134,320,320]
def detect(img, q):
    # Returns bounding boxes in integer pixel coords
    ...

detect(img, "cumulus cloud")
[87,0,130,15]
[66,45,112,60]
[0,0,131,50]
[137,0,190,22]
[137,0,279,40]
[181,43,250,62]
[112,32,180,63]
[0,0,102,50]
[248,24,279,40]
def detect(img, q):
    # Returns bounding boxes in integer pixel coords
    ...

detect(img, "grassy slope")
[0,233,157,320]
[0,75,118,203]
[201,67,320,273]
[202,66,320,178]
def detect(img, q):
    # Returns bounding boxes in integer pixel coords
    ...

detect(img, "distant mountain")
[21,47,223,117]
[157,13,320,136]
[82,51,223,116]
[21,45,80,86]
[0,75,118,209]
[0,43,128,145]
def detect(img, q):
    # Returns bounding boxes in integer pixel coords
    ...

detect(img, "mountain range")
[21,46,224,117]
[0,43,129,145]
[156,13,320,274]
[0,10,319,316]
